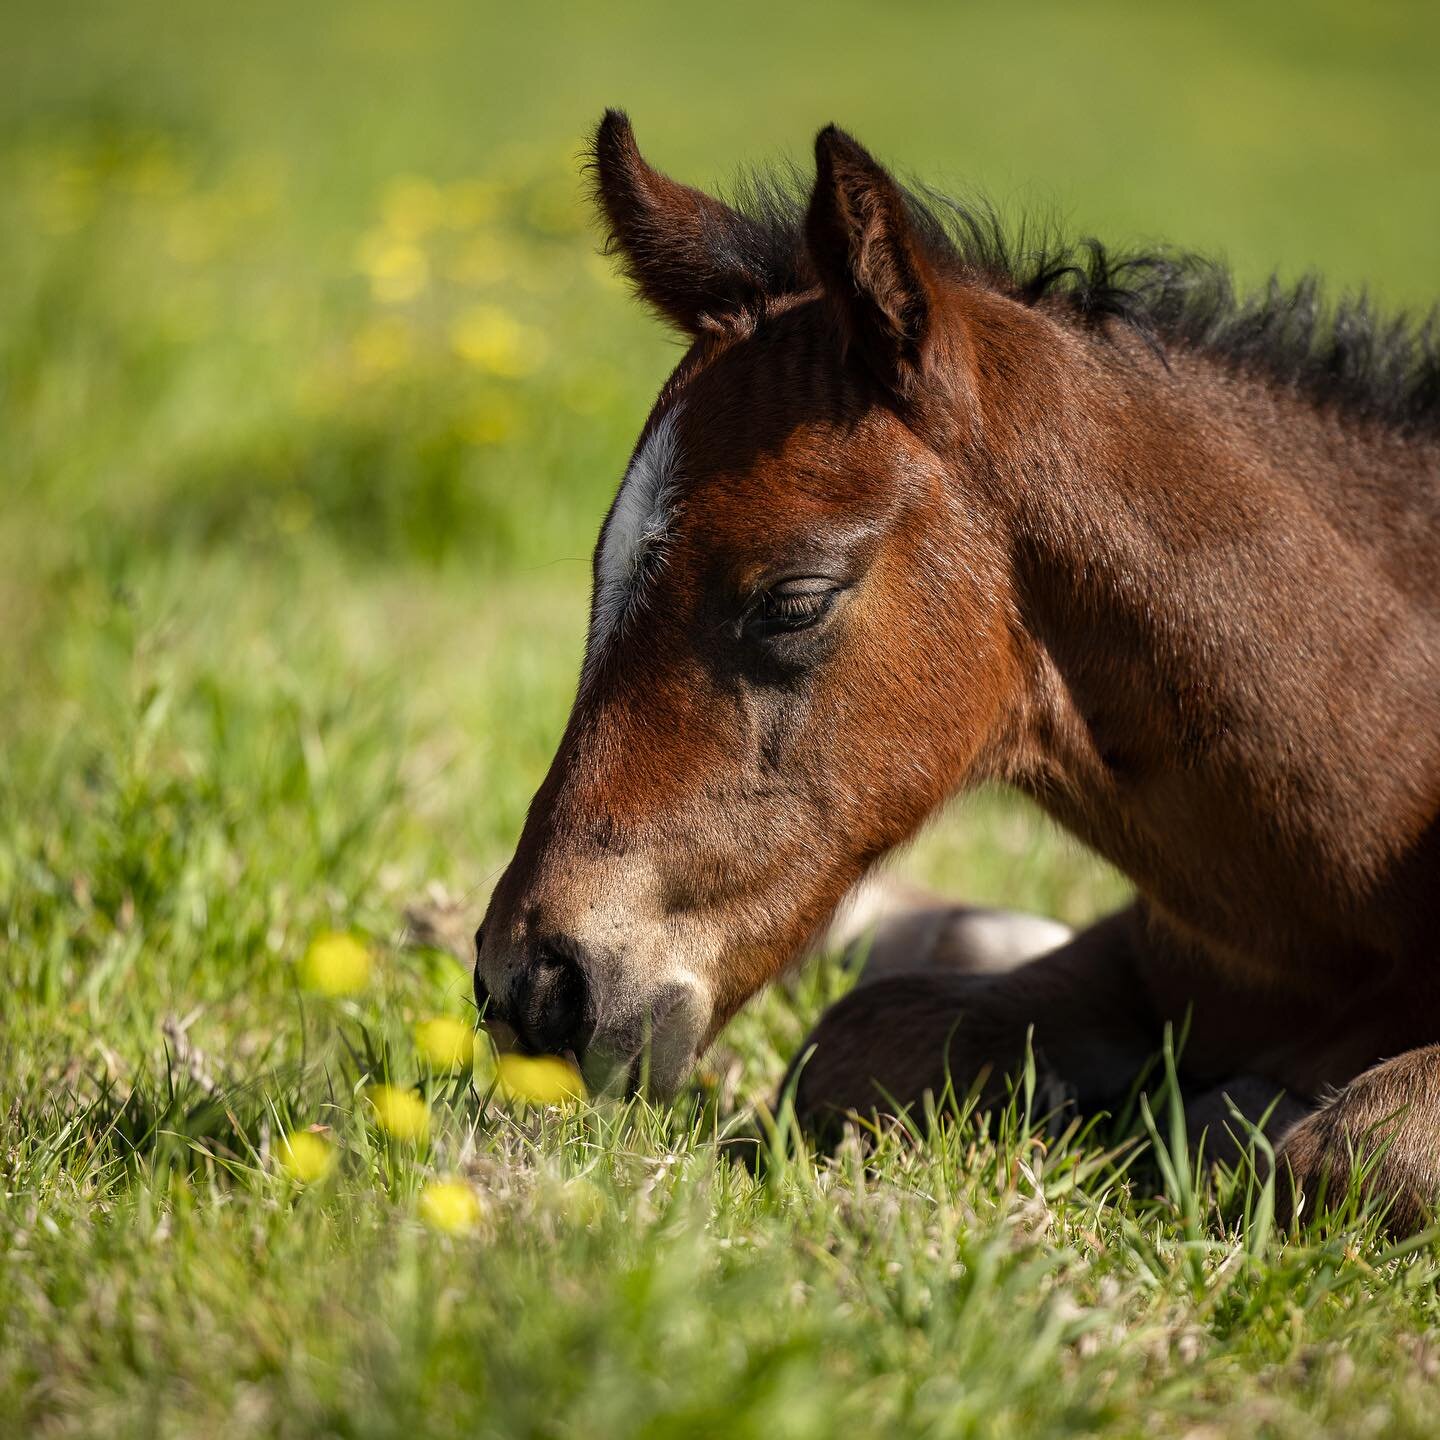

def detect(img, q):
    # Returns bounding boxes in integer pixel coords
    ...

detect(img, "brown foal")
[473,110,1440,1229]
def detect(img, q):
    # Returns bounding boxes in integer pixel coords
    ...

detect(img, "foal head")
[474,113,1027,1091]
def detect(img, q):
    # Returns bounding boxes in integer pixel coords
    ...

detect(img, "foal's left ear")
[806,126,940,401]
[590,109,772,336]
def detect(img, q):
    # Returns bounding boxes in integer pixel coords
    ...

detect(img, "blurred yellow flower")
[277,1129,337,1185]
[450,304,545,377]
[419,1178,485,1234]
[495,1053,586,1106]
[381,175,443,238]
[366,1085,431,1143]
[413,1016,475,1073]
[355,232,429,303]
[298,932,372,996]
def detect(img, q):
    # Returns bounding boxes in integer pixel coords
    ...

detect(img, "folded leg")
[787,904,1156,1133]
[1278,1044,1440,1233]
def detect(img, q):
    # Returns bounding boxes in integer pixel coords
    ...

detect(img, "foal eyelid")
[769,575,845,597]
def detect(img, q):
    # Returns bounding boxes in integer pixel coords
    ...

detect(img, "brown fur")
[1280,1047,1440,1232]
[474,112,1440,1230]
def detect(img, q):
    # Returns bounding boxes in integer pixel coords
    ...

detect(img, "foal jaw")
[612,971,713,1097]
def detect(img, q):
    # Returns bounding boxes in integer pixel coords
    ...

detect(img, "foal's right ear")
[806,125,940,401]
[589,109,771,337]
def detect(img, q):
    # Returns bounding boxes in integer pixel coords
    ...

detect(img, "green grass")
[5,2,1440,1434]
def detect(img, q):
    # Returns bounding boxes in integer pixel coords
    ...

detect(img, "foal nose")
[504,939,596,1059]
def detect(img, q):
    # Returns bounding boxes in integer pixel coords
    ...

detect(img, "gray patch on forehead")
[585,405,683,676]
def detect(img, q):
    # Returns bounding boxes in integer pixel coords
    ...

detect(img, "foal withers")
[475,111,1440,1228]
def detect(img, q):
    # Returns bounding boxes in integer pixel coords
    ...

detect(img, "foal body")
[800,324,1440,1213]
[475,111,1440,1231]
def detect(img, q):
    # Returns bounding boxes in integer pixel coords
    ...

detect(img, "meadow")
[4,2,1440,1434]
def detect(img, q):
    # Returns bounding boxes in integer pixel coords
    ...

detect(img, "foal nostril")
[509,942,594,1058]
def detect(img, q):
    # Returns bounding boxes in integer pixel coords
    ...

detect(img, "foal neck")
[971,307,1440,965]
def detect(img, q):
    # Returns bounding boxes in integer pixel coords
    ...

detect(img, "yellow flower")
[450,304,545,377]
[298,932,372,996]
[366,1085,430,1143]
[495,1053,586,1107]
[354,232,429,303]
[413,1016,475,1073]
[419,1178,485,1234]
[277,1129,337,1185]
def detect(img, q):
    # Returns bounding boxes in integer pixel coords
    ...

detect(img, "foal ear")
[806,125,938,399]
[590,109,769,336]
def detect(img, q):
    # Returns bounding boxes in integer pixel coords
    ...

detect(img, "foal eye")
[746,578,841,640]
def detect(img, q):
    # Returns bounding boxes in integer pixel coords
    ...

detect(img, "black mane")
[719,168,1440,437]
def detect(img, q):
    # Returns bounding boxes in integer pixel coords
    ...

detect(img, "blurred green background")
[4,0,1439,1049]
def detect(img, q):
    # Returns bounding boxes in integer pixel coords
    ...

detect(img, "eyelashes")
[744,580,842,640]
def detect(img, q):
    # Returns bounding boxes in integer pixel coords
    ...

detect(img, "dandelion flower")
[366,1085,430,1143]
[413,1016,475,1073]
[495,1053,586,1107]
[354,232,429,303]
[277,1129,336,1185]
[419,1178,485,1234]
[450,304,544,377]
[299,932,372,996]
